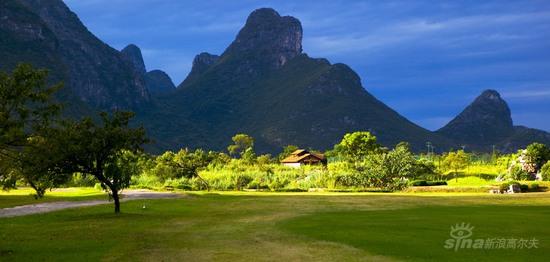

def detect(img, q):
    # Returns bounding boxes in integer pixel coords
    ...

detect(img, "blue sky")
[64,0,550,131]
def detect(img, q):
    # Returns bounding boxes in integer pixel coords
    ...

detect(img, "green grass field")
[1,190,549,261]
[0,187,107,209]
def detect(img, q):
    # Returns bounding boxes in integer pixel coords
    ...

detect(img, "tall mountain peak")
[121,44,146,74]
[145,70,175,95]
[178,52,220,87]
[437,89,514,145]
[222,8,302,68]
[478,89,503,101]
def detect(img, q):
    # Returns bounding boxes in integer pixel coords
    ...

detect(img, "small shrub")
[191,177,209,191]
[410,180,428,186]
[499,181,521,192]
[426,181,447,186]
[541,161,550,181]
[508,166,533,181]
[519,184,529,192]
[131,174,163,189]
[163,178,192,190]
[409,180,447,186]
[234,174,253,191]
[530,183,540,192]
[246,180,269,190]
[65,173,96,187]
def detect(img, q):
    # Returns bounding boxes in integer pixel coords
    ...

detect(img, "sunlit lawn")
[1,190,549,261]
[0,187,107,209]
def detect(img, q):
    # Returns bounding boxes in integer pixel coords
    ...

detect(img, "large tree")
[441,150,469,181]
[16,135,72,198]
[354,143,416,191]
[52,111,147,213]
[227,133,254,158]
[334,131,380,163]
[0,64,62,189]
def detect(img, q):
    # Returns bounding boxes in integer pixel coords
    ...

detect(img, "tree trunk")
[112,189,120,214]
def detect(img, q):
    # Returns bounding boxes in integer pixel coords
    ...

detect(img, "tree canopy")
[0,64,62,190]
[525,143,550,172]
[227,133,254,158]
[334,131,380,162]
[49,111,148,213]
[441,150,469,178]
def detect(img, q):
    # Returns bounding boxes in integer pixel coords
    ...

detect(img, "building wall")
[283,163,301,168]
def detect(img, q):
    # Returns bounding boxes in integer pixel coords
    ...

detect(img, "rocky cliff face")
[145,70,175,95]
[119,44,175,95]
[0,0,63,79]
[1,0,149,109]
[121,44,147,75]
[223,8,302,69]
[178,52,220,87]
[437,90,550,151]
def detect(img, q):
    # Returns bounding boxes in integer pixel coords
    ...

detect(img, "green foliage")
[130,173,163,189]
[256,154,273,166]
[65,174,97,187]
[48,111,148,213]
[241,147,257,164]
[0,64,62,192]
[541,161,550,181]
[0,63,61,152]
[227,133,254,158]
[278,145,298,161]
[197,161,330,191]
[15,135,72,198]
[446,177,495,187]
[441,150,469,179]
[507,165,534,181]
[525,143,550,172]
[412,158,436,179]
[497,181,529,193]
[409,180,447,186]
[156,149,213,179]
[333,131,380,162]
[350,145,417,191]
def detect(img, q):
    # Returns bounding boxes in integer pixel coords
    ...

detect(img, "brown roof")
[291,149,307,155]
[281,150,326,163]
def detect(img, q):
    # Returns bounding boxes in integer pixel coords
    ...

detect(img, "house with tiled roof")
[281,149,327,167]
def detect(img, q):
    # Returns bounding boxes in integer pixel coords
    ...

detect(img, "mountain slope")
[1,0,149,109]
[139,8,453,153]
[437,90,550,151]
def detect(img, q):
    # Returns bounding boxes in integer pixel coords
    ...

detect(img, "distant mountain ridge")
[437,89,550,151]
[138,8,454,153]
[1,2,548,153]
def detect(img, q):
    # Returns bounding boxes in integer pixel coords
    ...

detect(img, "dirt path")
[0,190,181,218]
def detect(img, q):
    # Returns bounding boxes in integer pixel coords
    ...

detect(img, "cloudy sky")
[64,0,550,131]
